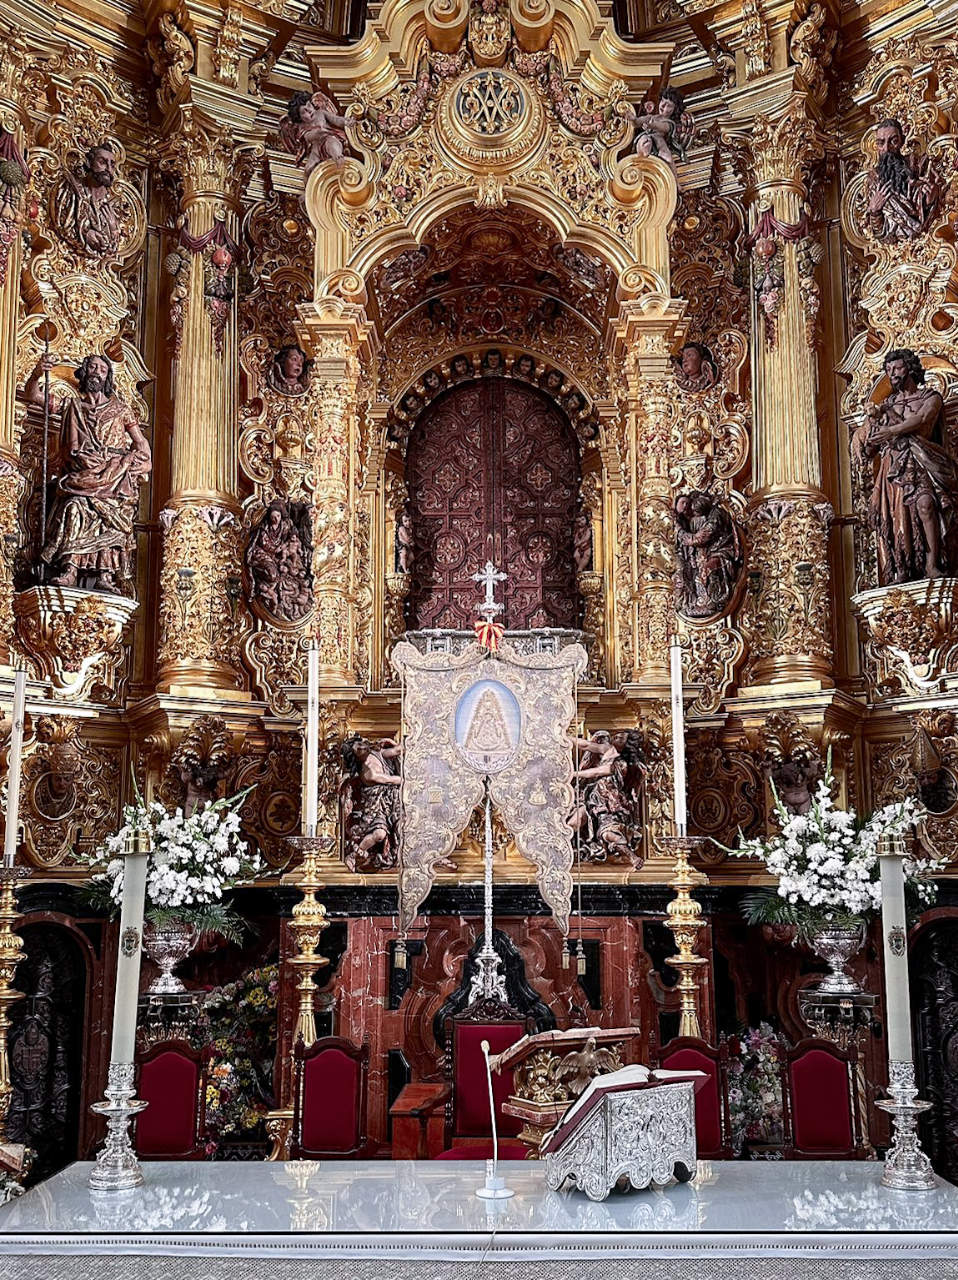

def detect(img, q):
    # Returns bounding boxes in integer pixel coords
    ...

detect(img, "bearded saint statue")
[865,119,941,243]
[26,353,151,592]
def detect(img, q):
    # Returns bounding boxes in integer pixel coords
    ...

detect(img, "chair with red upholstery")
[290,1036,369,1159]
[781,1037,866,1159]
[654,1036,735,1160]
[431,1014,529,1161]
[135,1040,208,1160]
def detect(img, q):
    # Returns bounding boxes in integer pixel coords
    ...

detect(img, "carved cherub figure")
[268,343,311,397]
[284,90,349,175]
[625,86,694,171]
[673,342,719,393]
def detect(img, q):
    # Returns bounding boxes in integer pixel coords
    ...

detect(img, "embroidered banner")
[391,639,586,935]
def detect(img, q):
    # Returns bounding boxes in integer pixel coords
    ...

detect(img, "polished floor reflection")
[1,1159,957,1254]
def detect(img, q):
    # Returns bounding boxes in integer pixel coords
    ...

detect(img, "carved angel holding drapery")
[340,735,403,871]
[568,731,646,865]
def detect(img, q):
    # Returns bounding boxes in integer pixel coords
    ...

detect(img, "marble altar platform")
[1,1159,957,1280]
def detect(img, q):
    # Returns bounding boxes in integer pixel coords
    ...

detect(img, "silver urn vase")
[143,920,199,994]
[808,922,866,995]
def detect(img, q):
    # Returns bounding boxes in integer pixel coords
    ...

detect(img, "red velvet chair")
[654,1036,735,1160]
[433,1016,529,1160]
[135,1040,208,1159]
[290,1036,369,1159]
[781,1037,866,1159]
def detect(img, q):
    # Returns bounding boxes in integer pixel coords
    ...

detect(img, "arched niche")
[402,375,583,632]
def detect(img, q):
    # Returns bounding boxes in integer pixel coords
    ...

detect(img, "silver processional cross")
[469,560,509,1003]
[472,560,506,621]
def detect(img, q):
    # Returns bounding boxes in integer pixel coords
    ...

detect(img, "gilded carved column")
[0,41,31,666]
[297,306,373,688]
[736,99,833,687]
[611,301,686,686]
[156,119,253,693]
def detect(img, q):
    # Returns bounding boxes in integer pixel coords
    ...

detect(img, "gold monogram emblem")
[121,926,140,958]
[456,71,525,136]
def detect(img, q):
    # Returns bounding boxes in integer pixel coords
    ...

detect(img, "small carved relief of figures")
[169,714,233,815]
[573,509,593,572]
[25,353,151,593]
[395,503,414,573]
[283,90,349,175]
[53,142,121,258]
[569,730,646,865]
[852,348,958,584]
[674,491,744,620]
[247,499,313,623]
[673,342,719,393]
[625,86,694,171]
[340,735,402,871]
[267,343,311,398]
[865,119,941,243]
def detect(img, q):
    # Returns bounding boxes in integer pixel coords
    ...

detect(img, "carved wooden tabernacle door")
[406,378,581,630]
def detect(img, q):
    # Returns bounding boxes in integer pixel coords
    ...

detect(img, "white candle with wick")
[305,643,320,835]
[669,636,687,836]
[3,669,27,869]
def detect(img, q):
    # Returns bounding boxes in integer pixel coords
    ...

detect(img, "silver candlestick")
[877,1061,936,1191]
[89,1063,148,1191]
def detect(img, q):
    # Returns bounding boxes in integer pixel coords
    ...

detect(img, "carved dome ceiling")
[370,207,615,337]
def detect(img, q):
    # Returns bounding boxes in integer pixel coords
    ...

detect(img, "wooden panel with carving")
[406,379,580,630]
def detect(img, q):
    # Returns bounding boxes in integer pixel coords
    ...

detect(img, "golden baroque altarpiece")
[0,0,957,891]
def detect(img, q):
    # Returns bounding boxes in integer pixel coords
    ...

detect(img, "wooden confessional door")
[406,379,580,630]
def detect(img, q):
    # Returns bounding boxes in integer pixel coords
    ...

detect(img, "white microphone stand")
[476,1039,514,1200]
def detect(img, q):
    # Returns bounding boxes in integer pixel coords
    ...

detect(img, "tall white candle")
[669,636,687,835]
[4,670,27,869]
[879,833,912,1065]
[305,644,319,835]
[110,829,149,1065]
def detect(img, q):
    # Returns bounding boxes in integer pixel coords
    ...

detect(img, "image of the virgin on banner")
[390,639,587,936]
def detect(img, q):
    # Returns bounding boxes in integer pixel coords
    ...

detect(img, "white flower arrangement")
[728,755,943,935]
[91,790,261,939]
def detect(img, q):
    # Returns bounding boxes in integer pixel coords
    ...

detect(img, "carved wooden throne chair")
[389,930,552,1160]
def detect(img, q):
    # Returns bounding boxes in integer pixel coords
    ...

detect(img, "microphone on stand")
[476,1039,515,1201]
